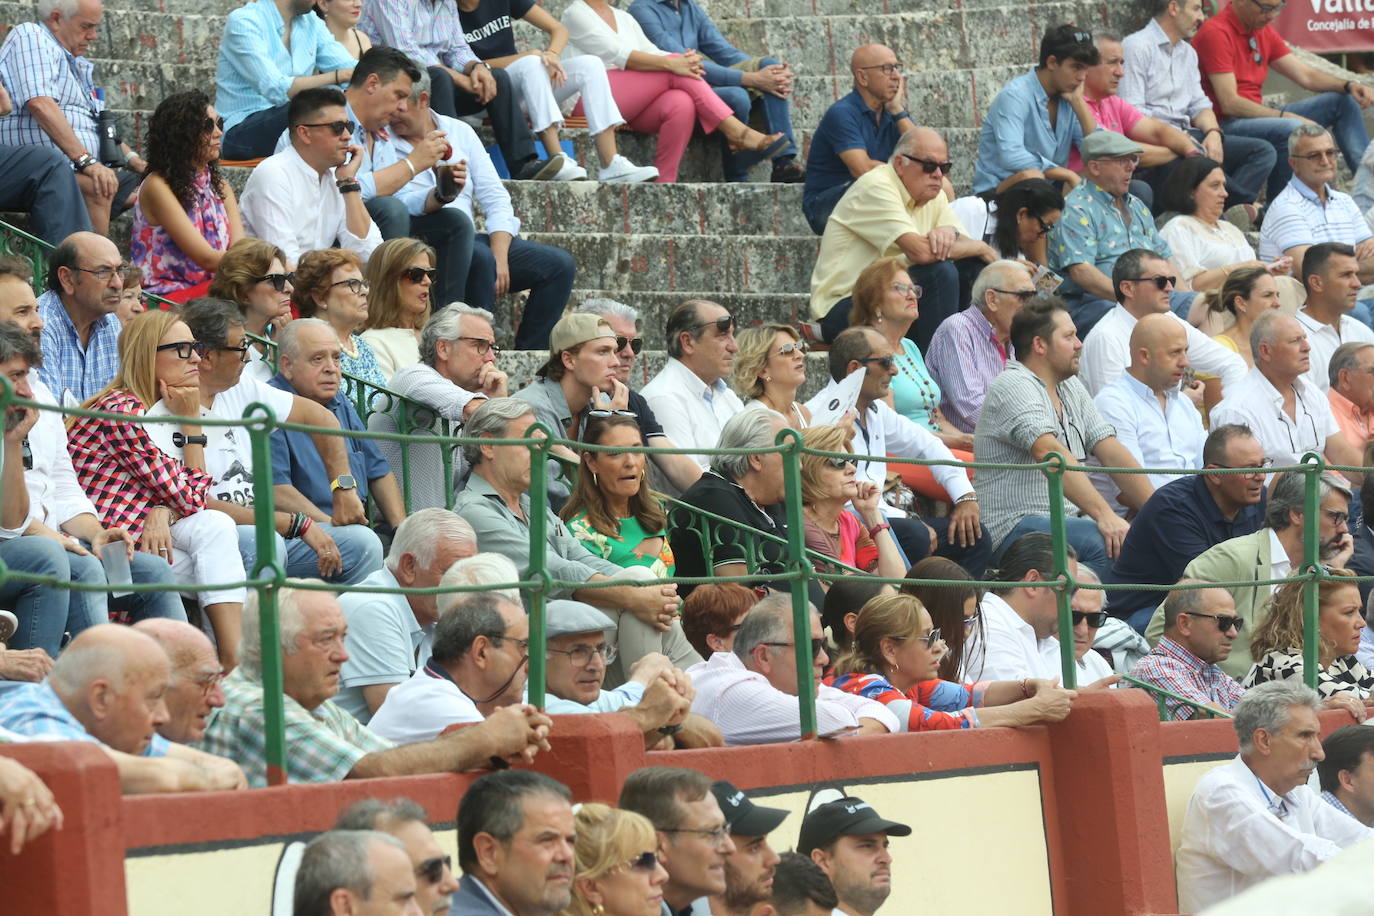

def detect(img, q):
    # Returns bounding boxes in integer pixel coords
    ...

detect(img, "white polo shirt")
[366,664,483,744]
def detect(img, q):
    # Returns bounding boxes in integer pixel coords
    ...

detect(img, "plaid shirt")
[36,291,122,405]
[195,670,393,787]
[0,23,100,155]
[66,390,214,539]
[1128,636,1245,721]
[926,305,1009,433]
[0,681,170,756]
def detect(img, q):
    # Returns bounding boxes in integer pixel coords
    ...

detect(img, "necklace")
[892,344,938,412]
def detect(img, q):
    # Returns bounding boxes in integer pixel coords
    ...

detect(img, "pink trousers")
[584,69,733,182]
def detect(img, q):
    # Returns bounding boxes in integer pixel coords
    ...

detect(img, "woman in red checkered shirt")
[67,309,246,669]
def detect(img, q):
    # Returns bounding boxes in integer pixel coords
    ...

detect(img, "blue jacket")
[627,0,749,87]
[451,874,513,915]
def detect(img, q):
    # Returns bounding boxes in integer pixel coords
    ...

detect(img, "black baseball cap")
[711,781,788,837]
[797,796,911,855]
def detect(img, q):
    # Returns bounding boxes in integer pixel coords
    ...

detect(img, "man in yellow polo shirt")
[810,126,996,348]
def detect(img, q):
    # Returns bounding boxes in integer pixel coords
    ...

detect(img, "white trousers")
[170,509,246,607]
[505,53,624,137]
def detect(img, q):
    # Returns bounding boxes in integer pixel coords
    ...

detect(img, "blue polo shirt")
[267,375,390,514]
[804,90,902,207]
[1105,474,1267,621]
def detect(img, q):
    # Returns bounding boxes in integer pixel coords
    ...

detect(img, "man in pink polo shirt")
[1071,30,1200,211]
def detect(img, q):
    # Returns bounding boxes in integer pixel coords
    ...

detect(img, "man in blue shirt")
[35,231,123,405]
[1105,423,1268,631]
[973,24,1099,197]
[628,0,802,184]
[216,0,359,160]
[267,318,407,530]
[802,43,916,235]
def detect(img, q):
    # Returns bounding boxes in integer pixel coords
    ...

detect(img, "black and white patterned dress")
[1242,648,1374,699]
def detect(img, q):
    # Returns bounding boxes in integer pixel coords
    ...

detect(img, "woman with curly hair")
[130,90,243,302]
[1243,568,1373,719]
[360,237,437,381]
[291,248,388,402]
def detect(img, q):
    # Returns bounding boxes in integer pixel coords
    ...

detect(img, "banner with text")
[1275,0,1374,53]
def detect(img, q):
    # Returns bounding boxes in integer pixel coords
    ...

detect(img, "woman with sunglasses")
[990,177,1064,273]
[209,238,295,382]
[562,803,669,916]
[829,593,1075,731]
[561,413,701,675]
[1243,569,1373,720]
[131,90,243,303]
[901,557,983,683]
[291,248,388,404]
[67,310,247,669]
[361,237,438,381]
[800,424,905,583]
[731,323,812,429]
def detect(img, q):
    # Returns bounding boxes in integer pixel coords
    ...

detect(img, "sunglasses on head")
[1123,275,1177,290]
[254,272,294,292]
[617,335,644,354]
[300,119,357,137]
[690,315,736,335]
[1184,611,1243,632]
[415,855,451,884]
[823,455,858,470]
[156,340,209,359]
[204,115,225,133]
[402,266,436,284]
[1072,611,1108,629]
[901,154,954,175]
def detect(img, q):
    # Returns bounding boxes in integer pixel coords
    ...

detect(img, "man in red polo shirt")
[1193,0,1374,200]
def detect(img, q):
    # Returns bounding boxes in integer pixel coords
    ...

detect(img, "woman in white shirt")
[561,0,787,182]
[361,236,436,382]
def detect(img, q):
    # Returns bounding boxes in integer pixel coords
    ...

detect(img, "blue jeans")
[222,104,290,160]
[67,549,187,635]
[466,234,576,350]
[889,514,994,579]
[996,515,1110,579]
[713,58,799,181]
[1222,92,1370,200]
[366,197,474,309]
[237,524,383,586]
[1063,290,1198,339]
[1135,130,1277,208]
[803,179,852,236]
[0,145,92,243]
[0,536,79,655]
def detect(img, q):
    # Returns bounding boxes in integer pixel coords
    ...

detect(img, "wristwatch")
[330,474,358,493]
[72,153,96,172]
[172,431,208,447]
[657,724,684,736]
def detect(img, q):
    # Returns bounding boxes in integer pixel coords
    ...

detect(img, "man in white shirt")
[1210,310,1362,468]
[1092,314,1205,506]
[1294,242,1374,393]
[805,326,990,576]
[687,594,898,745]
[1175,680,1374,912]
[369,592,529,744]
[1071,567,1116,683]
[1317,725,1374,826]
[335,509,478,723]
[239,87,382,267]
[386,69,577,351]
[1079,248,1245,396]
[641,299,744,474]
[798,795,911,916]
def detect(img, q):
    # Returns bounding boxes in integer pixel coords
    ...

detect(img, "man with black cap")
[799,796,911,916]
[710,780,786,916]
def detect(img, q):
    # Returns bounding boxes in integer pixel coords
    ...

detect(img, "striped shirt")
[1127,636,1244,721]
[1118,19,1214,131]
[926,306,1009,433]
[359,0,478,73]
[973,361,1115,546]
[1258,177,1373,261]
[36,290,121,405]
[0,22,100,155]
[215,0,357,132]
[0,681,170,756]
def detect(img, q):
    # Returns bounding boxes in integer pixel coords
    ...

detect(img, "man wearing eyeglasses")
[133,619,226,745]
[369,592,529,743]
[34,231,126,404]
[1193,0,1374,202]
[1175,680,1374,912]
[335,798,461,916]
[1131,583,1247,720]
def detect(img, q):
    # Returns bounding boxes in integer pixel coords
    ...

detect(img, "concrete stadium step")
[518,231,818,293]
[505,181,810,236]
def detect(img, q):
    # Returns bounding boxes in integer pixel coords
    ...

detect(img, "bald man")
[134,619,226,744]
[35,231,126,403]
[0,625,246,794]
[802,44,917,234]
[1093,314,1205,510]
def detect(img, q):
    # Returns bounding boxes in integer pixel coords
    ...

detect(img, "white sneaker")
[597,154,659,183]
[550,157,588,181]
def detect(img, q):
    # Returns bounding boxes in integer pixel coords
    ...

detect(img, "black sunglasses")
[204,115,225,133]
[1072,611,1108,629]
[254,272,294,292]
[761,638,826,661]
[1123,275,1177,290]
[1184,611,1243,632]
[617,335,644,354]
[415,855,451,884]
[689,315,736,335]
[823,455,858,470]
[993,288,1037,302]
[300,119,357,136]
[156,340,209,359]
[901,154,954,175]
[402,266,437,284]
[858,355,894,371]
[626,851,658,872]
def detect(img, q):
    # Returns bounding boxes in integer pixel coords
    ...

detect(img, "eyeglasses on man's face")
[900,154,954,176]
[415,855,452,885]
[760,638,826,661]
[1294,148,1339,162]
[75,263,136,283]
[1183,611,1243,633]
[301,119,357,137]
[689,315,736,336]
[546,642,618,668]
[455,336,500,356]
[858,62,902,75]
[1072,611,1107,629]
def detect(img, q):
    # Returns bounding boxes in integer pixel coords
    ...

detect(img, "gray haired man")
[293,828,423,916]
[1175,681,1374,912]
[335,798,460,916]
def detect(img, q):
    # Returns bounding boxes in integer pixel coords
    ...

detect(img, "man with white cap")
[799,796,912,916]
[710,780,786,916]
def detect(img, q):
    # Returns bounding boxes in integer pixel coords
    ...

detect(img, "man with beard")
[1145,469,1354,680]
[1176,681,1374,911]
[799,796,911,916]
[453,771,576,916]
[709,781,785,916]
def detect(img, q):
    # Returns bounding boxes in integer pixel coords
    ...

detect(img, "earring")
[593,907,605,916]
[592,471,598,487]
